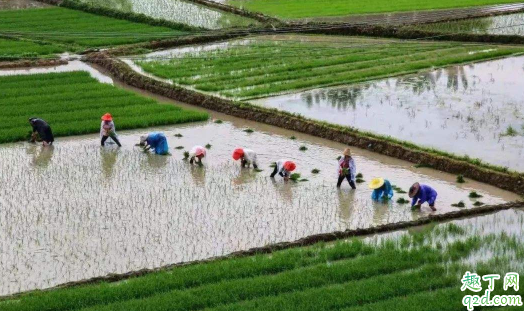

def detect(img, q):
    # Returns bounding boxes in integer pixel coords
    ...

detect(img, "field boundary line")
[0,58,67,69]
[184,0,281,24]
[2,199,522,300]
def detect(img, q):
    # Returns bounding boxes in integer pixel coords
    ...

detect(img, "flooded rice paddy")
[252,55,524,171]
[415,12,524,36]
[0,0,48,10]
[76,0,259,29]
[0,116,519,295]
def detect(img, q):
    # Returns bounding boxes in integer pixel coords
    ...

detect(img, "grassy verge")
[0,71,208,143]
[227,0,524,19]
[2,215,523,311]
[136,37,524,99]
[0,7,190,50]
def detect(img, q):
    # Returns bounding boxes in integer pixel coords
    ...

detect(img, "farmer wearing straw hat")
[337,148,356,189]
[270,159,296,181]
[369,178,394,201]
[139,132,169,155]
[29,117,54,146]
[100,113,121,147]
[189,145,207,165]
[232,148,258,169]
[409,182,438,211]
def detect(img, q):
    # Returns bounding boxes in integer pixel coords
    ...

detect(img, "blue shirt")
[146,132,169,155]
[371,179,394,201]
[411,184,438,206]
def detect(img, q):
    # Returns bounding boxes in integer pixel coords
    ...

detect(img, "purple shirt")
[412,184,438,206]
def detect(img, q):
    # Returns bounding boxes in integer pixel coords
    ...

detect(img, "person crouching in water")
[232,148,258,169]
[139,132,169,155]
[409,182,437,211]
[100,113,121,147]
[189,145,207,165]
[29,117,54,146]
[270,159,296,181]
[337,148,356,189]
[369,177,393,201]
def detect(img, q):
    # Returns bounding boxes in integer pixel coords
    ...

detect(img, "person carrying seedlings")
[139,132,169,155]
[189,145,207,165]
[369,177,394,201]
[337,148,356,189]
[28,117,54,146]
[409,182,438,211]
[270,159,296,181]
[232,148,258,169]
[100,113,121,147]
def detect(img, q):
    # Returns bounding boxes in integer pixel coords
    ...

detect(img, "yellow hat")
[368,178,385,189]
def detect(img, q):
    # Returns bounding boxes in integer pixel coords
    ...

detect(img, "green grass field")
[0,38,63,60]
[136,36,524,99]
[1,217,522,311]
[0,7,189,50]
[0,71,208,143]
[227,0,523,19]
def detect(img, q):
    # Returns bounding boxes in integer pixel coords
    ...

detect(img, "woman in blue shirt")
[139,132,169,155]
[369,178,393,201]
[409,182,438,211]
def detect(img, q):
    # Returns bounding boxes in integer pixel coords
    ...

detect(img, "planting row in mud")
[226,0,523,19]
[0,7,190,51]
[135,35,524,99]
[0,71,208,143]
[3,208,523,310]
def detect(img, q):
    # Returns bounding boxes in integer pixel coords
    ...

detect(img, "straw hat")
[343,148,351,156]
[283,161,296,172]
[409,182,421,198]
[232,148,244,160]
[101,113,113,121]
[368,178,385,190]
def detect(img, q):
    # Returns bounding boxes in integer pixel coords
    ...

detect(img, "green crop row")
[1,220,512,311]
[0,7,189,50]
[137,38,524,99]
[0,71,208,143]
[0,38,63,60]
[227,0,523,19]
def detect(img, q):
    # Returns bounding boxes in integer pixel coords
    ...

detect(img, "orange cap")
[283,161,296,172]
[232,148,244,160]
[101,113,113,121]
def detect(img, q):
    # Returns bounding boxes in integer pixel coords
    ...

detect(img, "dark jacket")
[30,118,54,143]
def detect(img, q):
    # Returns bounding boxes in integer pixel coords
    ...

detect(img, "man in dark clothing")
[29,118,54,146]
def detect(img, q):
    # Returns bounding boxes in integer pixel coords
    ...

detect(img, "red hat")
[283,161,296,172]
[101,113,113,121]
[195,147,206,157]
[232,148,244,160]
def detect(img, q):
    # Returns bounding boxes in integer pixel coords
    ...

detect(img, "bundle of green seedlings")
[0,71,208,143]
[3,214,523,311]
[0,7,189,49]
[136,38,524,99]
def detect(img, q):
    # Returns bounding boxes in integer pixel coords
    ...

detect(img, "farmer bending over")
[189,146,207,165]
[139,132,169,155]
[233,148,258,169]
[29,117,54,146]
[409,182,438,211]
[270,159,296,181]
[337,148,356,189]
[100,113,121,147]
[369,177,393,201]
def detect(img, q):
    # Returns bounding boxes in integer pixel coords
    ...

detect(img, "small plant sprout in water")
[356,178,365,183]
[456,175,466,183]
[269,163,276,168]
[214,119,223,124]
[254,168,263,172]
[290,136,297,140]
[299,145,308,151]
[243,128,254,133]
[175,146,184,150]
[451,201,466,208]
[356,173,363,178]
[397,197,410,204]
[469,191,483,198]
[473,201,485,206]
[174,133,183,138]
[205,143,212,149]
[289,173,301,182]
[183,151,189,159]
[311,169,320,174]
[501,125,518,137]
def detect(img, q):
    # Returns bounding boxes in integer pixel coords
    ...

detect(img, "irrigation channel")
[0,62,520,295]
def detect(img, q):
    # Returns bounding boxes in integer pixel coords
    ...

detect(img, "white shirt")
[275,159,291,177]
[189,146,206,158]
[243,149,258,167]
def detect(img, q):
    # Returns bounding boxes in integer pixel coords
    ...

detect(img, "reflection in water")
[253,56,524,171]
[77,0,258,29]
[27,144,54,168]
[0,121,518,295]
